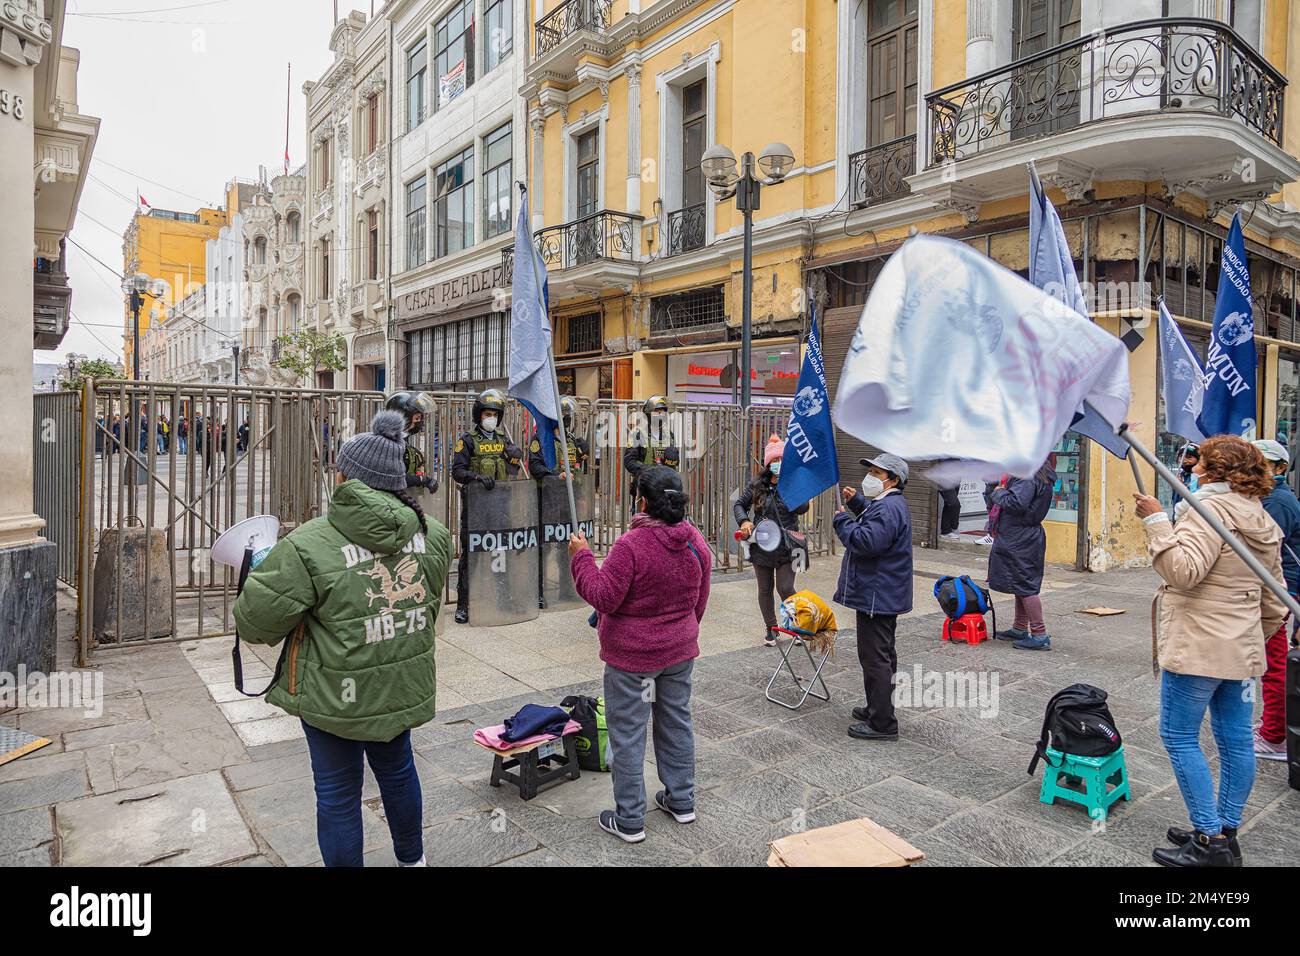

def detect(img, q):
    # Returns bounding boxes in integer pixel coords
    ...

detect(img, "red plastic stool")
[942,613,989,645]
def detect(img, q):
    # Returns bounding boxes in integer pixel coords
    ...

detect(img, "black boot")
[1166,825,1242,866]
[1153,831,1237,868]
[454,607,469,625]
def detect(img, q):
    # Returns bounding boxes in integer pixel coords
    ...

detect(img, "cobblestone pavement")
[3,549,1297,867]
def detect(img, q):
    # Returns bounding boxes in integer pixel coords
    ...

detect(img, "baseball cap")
[1253,439,1290,465]
[859,452,910,484]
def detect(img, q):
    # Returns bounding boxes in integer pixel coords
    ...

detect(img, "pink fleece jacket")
[570,515,711,673]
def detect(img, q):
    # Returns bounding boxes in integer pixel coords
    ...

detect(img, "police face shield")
[409,392,435,435]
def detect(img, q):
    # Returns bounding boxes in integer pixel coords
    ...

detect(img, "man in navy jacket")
[834,453,913,741]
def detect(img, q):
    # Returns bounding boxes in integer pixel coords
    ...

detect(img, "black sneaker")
[1153,831,1236,868]
[851,706,870,722]
[598,810,645,843]
[454,607,468,625]
[654,791,696,824]
[1167,825,1242,866]
[847,722,898,741]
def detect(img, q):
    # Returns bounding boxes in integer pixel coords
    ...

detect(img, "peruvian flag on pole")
[137,193,150,210]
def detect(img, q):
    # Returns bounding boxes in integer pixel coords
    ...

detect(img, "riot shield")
[463,480,540,627]
[538,475,595,612]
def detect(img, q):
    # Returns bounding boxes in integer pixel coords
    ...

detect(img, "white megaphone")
[211,514,281,572]
[751,519,783,552]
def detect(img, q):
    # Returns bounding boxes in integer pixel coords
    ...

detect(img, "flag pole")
[1087,400,1300,620]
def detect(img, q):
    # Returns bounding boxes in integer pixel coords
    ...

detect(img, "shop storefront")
[396,261,510,393]
[666,344,800,406]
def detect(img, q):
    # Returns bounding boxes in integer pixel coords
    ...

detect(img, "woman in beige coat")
[1133,435,1286,868]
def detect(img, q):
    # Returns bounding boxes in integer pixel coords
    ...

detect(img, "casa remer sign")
[397,262,506,321]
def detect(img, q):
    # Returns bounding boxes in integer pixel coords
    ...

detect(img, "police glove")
[477,475,496,491]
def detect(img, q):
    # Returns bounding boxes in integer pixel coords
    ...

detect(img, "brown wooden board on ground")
[0,727,52,768]
[767,816,926,867]
[1077,607,1128,616]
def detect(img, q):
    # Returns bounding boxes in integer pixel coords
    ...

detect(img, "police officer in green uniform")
[528,396,589,479]
[624,395,680,496]
[451,388,522,624]
[384,391,439,493]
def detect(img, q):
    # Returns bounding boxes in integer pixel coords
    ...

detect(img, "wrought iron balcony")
[502,209,642,282]
[664,203,707,257]
[927,17,1284,168]
[535,0,612,58]
[849,135,916,207]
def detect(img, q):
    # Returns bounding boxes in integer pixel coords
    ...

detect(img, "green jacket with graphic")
[232,480,452,742]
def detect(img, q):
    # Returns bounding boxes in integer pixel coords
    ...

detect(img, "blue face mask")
[770,460,781,477]
[1188,473,1200,493]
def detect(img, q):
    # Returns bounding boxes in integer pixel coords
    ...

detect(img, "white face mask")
[481,416,498,433]
[860,474,886,500]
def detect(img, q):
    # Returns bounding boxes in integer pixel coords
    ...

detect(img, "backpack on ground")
[932,574,997,635]
[560,694,609,772]
[1028,683,1122,775]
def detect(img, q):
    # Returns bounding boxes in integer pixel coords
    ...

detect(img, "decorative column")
[966,0,995,77]
[0,2,56,674]
[625,61,642,214]
[530,112,546,230]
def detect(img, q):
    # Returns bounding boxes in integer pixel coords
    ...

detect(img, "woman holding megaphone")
[734,436,809,647]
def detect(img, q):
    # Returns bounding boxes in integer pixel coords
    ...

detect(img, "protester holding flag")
[735,436,809,646]
[1133,435,1285,867]
[989,461,1058,651]
[1252,438,1300,762]
[834,454,913,742]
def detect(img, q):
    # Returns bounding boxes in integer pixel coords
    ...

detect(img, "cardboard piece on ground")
[767,816,925,867]
[0,726,52,768]
[1077,607,1127,617]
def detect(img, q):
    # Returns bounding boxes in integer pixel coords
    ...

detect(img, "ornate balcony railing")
[502,209,642,282]
[927,17,1285,167]
[535,0,613,58]
[664,203,707,257]
[849,135,916,207]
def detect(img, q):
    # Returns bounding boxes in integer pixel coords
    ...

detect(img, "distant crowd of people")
[99,409,252,466]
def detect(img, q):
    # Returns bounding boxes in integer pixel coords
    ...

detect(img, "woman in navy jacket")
[989,462,1057,650]
[833,453,913,742]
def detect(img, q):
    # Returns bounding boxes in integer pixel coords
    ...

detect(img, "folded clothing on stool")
[474,719,582,753]
[502,704,574,742]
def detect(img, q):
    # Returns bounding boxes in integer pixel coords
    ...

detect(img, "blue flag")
[1197,212,1257,438]
[1157,298,1207,444]
[777,300,840,509]
[508,189,558,469]
[1027,165,1131,460]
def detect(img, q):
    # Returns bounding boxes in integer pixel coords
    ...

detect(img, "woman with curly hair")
[1132,434,1287,868]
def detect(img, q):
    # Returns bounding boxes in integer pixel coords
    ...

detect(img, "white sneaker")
[1254,732,1287,761]
[940,532,962,542]
[977,534,994,546]
[397,854,427,867]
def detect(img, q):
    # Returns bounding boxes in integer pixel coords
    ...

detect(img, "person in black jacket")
[734,436,809,646]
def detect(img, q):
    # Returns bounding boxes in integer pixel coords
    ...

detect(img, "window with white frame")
[434,0,475,111]
[435,146,475,258]
[407,37,428,132]
[575,128,599,218]
[406,175,427,269]
[485,0,513,73]
[484,122,512,239]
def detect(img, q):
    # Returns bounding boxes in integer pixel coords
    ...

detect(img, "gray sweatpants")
[603,658,696,831]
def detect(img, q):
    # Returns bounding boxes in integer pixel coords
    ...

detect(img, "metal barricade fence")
[32,391,82,587]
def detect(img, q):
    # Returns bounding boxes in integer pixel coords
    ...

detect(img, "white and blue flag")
[1027,164,1131,459]
[777,298,839,510]
[1158,298,1207,444]
[1197,211,1257,439]
[508,188,559,470]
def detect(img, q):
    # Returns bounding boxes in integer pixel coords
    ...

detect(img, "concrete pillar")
[966,0,996,76]
[530,113,546,230]
[625,61,642,214]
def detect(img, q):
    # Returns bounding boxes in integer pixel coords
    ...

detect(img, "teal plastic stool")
[1038,746,1131,822]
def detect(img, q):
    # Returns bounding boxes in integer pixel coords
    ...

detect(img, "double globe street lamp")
[701,141,796,408]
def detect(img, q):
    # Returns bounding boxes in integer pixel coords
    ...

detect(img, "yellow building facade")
[522,0,1300,570]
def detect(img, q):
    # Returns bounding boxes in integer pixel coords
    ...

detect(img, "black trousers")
[939,487,962,535]
[855,612,899,735]
[754,562,797,630]
[456,509,469,611]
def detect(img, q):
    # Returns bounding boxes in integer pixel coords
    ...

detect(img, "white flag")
[833,235,1131,483]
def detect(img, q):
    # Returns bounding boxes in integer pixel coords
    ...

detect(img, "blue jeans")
[301,721,424,867]
[178,436,187,455]
[603,658,696,831]
[1158,670,1256,836]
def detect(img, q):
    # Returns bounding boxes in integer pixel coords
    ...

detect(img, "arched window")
[286,211,301,243]
[253,236,268,265]
[287,293,302,330]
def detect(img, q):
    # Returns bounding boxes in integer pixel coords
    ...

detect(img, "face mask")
[861,474,885,500]
[481,416,498,433]
[1188,473,1200,493]
[770,460,781,477]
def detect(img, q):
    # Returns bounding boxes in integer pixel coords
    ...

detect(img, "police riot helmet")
[473,388,508,426]
[559,396,579,430]
[385,391,431,436]
[642,395,670,419]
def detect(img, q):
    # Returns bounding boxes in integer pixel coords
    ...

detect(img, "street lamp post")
[702,141,795,409]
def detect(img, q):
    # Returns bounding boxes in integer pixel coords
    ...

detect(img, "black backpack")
[932,574,997,635]
[1028,683,1122,775]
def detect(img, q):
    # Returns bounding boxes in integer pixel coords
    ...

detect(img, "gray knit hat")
[337,411,407,492]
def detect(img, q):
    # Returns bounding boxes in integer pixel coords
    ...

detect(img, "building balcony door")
[866,0,919,150]
[1010,0,1082,143]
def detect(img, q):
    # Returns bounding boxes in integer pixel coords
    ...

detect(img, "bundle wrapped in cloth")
[777,590,837,657]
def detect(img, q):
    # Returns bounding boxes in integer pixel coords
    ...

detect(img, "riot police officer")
[529,396,589,479]
[624,395,680,495]
[451,388,523,624]
[385,391,439,493]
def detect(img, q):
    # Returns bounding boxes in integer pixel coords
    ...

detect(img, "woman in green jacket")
[233,410,452,867]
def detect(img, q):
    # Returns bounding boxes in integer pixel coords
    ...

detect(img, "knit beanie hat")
[337,411,407,492]
[763,434,786,467]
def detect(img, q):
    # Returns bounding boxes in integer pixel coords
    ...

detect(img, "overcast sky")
[48,0,348,365]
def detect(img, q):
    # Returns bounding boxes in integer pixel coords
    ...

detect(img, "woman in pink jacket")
[568,465,711,844]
